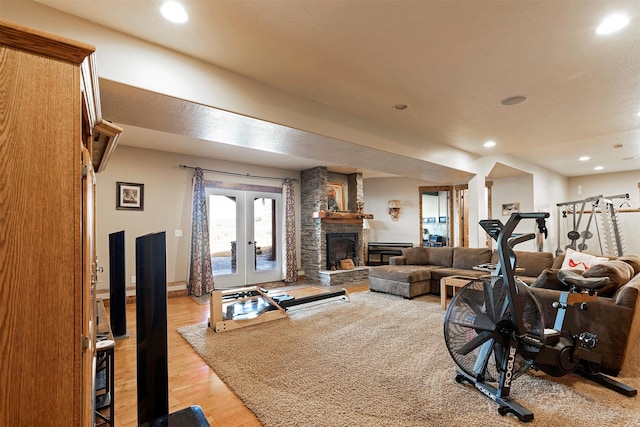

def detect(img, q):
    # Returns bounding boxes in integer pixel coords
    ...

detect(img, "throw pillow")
[402,247,428,265]
[617,255,640,276]
[581,260,634,297]
[560,248,607,272]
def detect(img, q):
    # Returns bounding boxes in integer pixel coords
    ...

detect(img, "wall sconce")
[388,200,401,221]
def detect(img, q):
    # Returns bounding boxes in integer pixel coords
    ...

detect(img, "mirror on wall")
[420,186,453,247]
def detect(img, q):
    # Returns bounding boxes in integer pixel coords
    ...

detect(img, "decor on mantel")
[388,199,401,221]
[327,182,344,212]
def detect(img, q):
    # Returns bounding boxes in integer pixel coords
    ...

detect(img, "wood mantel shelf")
[313,211,373,224]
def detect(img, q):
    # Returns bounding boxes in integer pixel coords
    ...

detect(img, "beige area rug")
[178,291,639,426]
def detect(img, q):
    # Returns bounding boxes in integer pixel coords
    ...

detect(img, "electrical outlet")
[131,276,136,284]
[175,229,183,237]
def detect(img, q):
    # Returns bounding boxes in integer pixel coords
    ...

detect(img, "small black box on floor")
[141,405,210,427]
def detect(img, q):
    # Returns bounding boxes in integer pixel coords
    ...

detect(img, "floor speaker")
[135,231,168,425]
[108,230,127,338]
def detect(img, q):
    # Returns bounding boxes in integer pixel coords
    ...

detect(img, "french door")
[206,188,282,288]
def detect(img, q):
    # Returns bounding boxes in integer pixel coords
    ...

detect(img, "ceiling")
[36,0,640,179]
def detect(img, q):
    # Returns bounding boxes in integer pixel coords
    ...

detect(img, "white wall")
[95,146,301,297]
[491,175,537,252]
[363,177,436,246]
[469,155,568,252]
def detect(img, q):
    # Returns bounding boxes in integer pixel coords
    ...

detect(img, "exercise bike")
[443,212,636,422]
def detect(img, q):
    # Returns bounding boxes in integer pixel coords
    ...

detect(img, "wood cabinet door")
[0,44,80,425]
[82,147,97,426]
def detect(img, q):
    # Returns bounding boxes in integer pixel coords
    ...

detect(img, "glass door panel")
[209,194,238,282]
[207,189,282,288]
[252,197,277,273]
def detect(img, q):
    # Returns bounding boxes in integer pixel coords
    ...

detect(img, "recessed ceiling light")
[596,13,629,35]
[483,140,496,148]
[161,1,188,23]
[579,156,590,161]
[393,104,408,111]
[500,95,527,106]
[594,166,604,171]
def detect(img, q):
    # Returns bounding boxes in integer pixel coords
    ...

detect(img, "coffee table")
[440,275,476,310]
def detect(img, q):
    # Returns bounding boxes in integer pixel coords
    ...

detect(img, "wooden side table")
[440,275,476,310]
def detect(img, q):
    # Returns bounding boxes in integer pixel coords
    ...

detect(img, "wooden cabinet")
[0,19,121,426]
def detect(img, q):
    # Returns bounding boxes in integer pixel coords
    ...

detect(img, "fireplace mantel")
[313,210,373,224]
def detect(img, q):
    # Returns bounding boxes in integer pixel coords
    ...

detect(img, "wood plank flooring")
[107,284,367,426]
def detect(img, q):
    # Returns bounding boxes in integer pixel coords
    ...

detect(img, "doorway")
[206,188,282,288]
[419,186,453,247]
[455,185,469,247]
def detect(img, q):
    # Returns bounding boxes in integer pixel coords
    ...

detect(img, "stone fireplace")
[300,166,372,286]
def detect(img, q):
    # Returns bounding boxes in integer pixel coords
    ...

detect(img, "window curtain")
[188,168,215,296]
[282,179,298,282]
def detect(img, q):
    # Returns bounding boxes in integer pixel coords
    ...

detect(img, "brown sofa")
[369,247,640,375]
[528,255,640,375]
[368,246,556,299]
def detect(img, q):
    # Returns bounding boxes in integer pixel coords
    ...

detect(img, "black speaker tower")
[108,230,127,338]
[135,231,169,425]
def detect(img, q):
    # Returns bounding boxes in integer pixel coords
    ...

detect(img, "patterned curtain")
[282,179,298,282]
[188,168,215,296]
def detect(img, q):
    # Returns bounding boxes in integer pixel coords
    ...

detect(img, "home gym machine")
[209,286,349,332]
[443,212,636,422]
[556,193,629,257]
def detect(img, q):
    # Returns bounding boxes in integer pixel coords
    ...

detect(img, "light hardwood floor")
[107,284,367,426]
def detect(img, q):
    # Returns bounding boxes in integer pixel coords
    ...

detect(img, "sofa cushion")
[582,260,634,297]
[560,248,607,271]
[490,250,554,277]
[452,247,492,270]
[368,265,433,282]
[401,247,429,265]
[425,247,454,267]
[513,251,554,277]
[530,268,565,290]
[614,278,639,309]
[617,255,640,276]
[430,268,488,283]
[552,254,565,269]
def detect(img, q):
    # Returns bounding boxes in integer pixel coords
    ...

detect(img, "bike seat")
[557,269,610,291]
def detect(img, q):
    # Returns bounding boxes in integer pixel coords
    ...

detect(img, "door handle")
[248,241,253,245]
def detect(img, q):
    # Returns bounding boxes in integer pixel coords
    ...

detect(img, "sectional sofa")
[368,246,640,375]
[368,246,556,299]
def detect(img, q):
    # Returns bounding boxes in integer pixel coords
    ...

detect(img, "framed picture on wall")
[327,182,345,211]
[116,182,144,211]
[502,202,520,215]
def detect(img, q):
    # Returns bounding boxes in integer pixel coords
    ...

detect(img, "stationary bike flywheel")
[443,277,545,383]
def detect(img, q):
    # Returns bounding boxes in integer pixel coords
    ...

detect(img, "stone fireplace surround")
[300,167,370,286]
